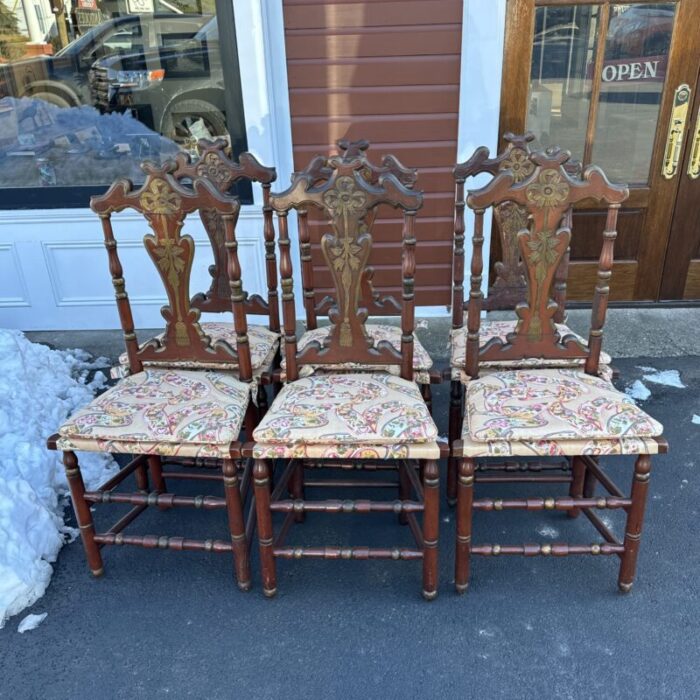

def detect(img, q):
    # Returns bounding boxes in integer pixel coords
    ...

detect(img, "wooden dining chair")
[251,153,445,599]
[452,146,666,594]
[47,162,256,590]
[113,140,280,410]
[277,139,441,410]
[447,133,612,504]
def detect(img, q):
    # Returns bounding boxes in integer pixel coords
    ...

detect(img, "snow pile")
[0,330,118,628]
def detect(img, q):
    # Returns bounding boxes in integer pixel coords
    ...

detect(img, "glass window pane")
[0,2,248,205]
[591,3,677,184]
[526,5,601,162]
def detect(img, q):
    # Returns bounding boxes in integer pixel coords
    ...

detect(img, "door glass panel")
[591,3,677,183]
[526,5,602,162]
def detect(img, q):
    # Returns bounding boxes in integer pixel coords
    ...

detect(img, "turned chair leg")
[398,462,411,526]
[257,384,269,419]
[289,460,305,523]
[222,458,251,591]
[422,459,439,600]
[147,455,169,511]
[618,455,652,593]
[254,459,277,597]
[455,458,475,594]
[421,383,433,415]
[63,450,104,577]
[447,380,462,506]
[568,456,585,519]
[134,459,149,492]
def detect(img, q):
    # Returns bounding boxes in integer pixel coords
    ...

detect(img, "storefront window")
[0,0,249,208]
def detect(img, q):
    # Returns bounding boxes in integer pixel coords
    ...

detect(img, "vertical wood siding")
[283,0,463,307]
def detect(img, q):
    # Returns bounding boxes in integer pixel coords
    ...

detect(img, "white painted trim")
[234,0,302,316]
[457,0,508,297]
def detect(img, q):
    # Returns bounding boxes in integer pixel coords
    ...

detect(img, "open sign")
[601,55,667,83]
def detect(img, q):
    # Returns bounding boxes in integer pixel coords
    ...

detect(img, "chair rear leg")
[63,450,104,577]
[254,459,277,597]
[421,382,432,415]
[222,458,251,591]
[289,460,305,523]
[568,456,585,519]
[447,380,462,506]
[422,459,439,600]
[618,455,652,593]
[398,462,411,526]
[147,455,169,510]
[455,458,475,593]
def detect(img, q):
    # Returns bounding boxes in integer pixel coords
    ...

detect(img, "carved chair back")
[293,140,418,326]
[463,146,628,380]
[452,133,580,328]
[271,154,423,382]
[90,161,254,381]
[172,139,279,332]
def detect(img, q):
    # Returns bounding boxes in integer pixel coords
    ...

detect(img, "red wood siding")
[283,0,463,307]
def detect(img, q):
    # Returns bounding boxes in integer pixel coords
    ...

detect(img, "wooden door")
[499,0,700,301]
[659,67,700,299]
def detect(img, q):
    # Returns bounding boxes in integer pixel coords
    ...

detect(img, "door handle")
[688,106,700,180]
[662,83,691,179]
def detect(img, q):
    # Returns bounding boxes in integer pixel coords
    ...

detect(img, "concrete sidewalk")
[25,306,700,365]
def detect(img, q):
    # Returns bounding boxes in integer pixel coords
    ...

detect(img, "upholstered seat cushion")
[114,322,279,379]
[280,324,433,384]
[252,373,440,459]
[57,369,250,459]
[450,320,612,373]
[457,368,663,457]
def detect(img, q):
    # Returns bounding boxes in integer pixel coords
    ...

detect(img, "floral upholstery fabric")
[456,434,662,458]
[252,373,439,458]
[113,322,279,380]
[280,324,433,384]
[456,368,663,458]
[252,441,442,460]
[450,320,612,382]
[57,369,249,459]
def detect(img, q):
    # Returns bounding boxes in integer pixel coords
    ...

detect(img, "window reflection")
[592,3,676,183]
[527,5,601,162]
[0,5,245,201]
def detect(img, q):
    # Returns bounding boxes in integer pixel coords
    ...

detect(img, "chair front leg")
[618,455,652,593]
[222,458,251,591]
[63,450,104,577]
[447,380,462,506]
[254,458,277,597]
[455,458,475,594]
[422,459,439,600]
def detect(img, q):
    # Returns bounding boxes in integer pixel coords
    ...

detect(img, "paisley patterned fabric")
[114,322,279,380]
[57,369,249,459]
[252,441,442,460]
[450,320,612,382]
[456,434,661,458]
[253,373,438,454]
[458,368,662,457]
[280,324,433,384]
